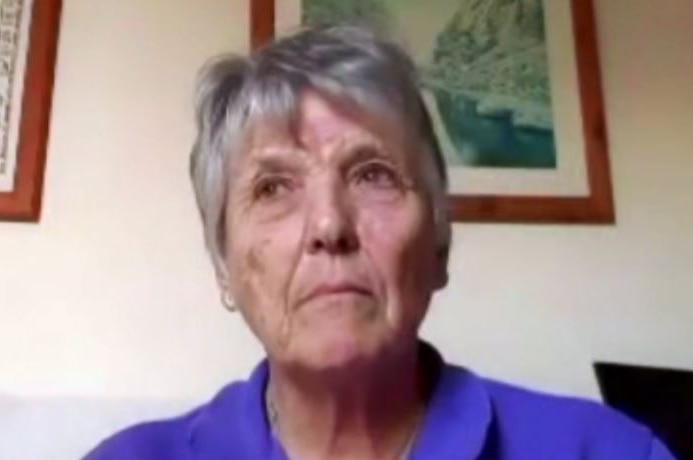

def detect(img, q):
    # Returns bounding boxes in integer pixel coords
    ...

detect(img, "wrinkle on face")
[233,236,295,351]
[276,213,310,350]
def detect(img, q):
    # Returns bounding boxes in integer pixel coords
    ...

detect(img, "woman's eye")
[354,162,399,189]
[253,177,293,201]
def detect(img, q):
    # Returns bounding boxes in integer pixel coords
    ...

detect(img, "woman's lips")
[299,282,373,308]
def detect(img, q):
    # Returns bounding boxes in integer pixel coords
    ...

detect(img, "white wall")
[0,0,692,400]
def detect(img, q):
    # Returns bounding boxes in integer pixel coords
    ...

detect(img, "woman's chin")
[289,328,385,373]
[287,299,381,364]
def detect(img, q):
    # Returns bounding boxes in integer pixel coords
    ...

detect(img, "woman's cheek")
[239,219,305,316]
[359,202,419,283]
[361,193,427,254]
[359,196,433,309]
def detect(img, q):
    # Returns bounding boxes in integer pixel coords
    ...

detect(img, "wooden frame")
[0,0,62,222]
[250,0,613,224]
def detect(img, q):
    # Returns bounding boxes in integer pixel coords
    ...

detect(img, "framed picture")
[250,0,614,224]
[0,0,62,222]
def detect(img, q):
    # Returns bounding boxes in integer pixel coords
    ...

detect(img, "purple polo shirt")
[84,348,676,459]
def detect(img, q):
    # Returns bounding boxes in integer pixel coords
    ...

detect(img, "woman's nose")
[305,182,359,255]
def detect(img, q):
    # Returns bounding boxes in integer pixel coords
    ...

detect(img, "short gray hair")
[190,26,450,272]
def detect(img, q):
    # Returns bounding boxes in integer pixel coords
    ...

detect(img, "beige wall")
[0,0,691,399]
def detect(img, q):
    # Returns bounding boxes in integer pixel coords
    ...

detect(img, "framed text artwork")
[250,0,614,224]
[0,0,62,222]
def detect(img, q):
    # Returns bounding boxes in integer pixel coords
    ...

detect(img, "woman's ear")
[214,260,230,291]
[215,263,238,312]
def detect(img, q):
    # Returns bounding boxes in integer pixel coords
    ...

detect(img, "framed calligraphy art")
[0,0,61,222]
[250,0,614,224]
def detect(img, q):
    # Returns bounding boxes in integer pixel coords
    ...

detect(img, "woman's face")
[222,91,447,371]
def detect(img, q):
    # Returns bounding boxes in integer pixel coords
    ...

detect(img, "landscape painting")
[261,0,614,223]
[302,0,557,170]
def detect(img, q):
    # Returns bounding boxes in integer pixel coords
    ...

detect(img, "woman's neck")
[267,344,427,460]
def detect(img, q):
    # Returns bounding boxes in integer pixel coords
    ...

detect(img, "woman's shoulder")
[81,379,251,460]
[484,375,644,429]
[456,366,673,459]
[81,409,198,460]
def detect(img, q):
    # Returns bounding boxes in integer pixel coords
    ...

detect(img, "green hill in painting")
[303,0,390,30]
[426,0,553,130]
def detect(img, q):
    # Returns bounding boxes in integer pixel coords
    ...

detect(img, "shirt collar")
[189,361,284,460]
[410,343,493,459]
[190,343,492,460]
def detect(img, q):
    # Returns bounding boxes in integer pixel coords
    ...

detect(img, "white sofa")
[0,395,194,460]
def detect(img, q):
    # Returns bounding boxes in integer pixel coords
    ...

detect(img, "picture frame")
[250,0,614,224]
[0,0,62,222]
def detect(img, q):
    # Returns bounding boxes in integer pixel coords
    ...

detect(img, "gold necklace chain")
[265,389,423,460]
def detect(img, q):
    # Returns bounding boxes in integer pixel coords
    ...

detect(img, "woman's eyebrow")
[336,140,401,168]
[245,147,306,173]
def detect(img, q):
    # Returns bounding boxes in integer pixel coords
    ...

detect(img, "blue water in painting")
[434,90,557,169]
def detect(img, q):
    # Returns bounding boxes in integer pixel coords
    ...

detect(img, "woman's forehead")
[297,92,362,145]
[243,91,404,158]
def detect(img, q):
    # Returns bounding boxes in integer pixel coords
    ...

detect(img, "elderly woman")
[86,27,675,460]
